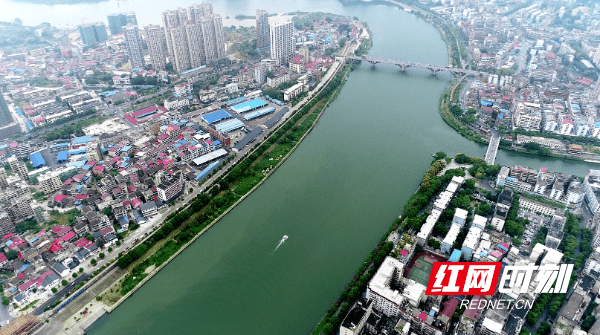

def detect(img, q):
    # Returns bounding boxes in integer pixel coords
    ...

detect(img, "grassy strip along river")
[98,62,354,309]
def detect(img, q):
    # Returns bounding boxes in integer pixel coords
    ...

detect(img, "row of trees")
[117,66,351,270]
[420,160,446,191]
[43,115,103,141]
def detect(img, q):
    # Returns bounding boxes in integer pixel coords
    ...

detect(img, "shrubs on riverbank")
[114,65,352,299]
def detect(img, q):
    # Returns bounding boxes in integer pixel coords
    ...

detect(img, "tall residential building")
[157,172,184,203]
[39,173,62,195]
[162,10,181,60]
[162,3,225,73]
[124,24,145,69]
[0,93,14,127]
[0,169,7,189]
[145,24,168,70]
[107,12,137,35]
[169,24,191,73]
[200,14,225,63]
[185,21,204,69]
[270,20,295,65]
[78,22,108,45]
[256,10,270,51]
[0,211,15,237]
[189,2,213,20]
[7,156,28,182]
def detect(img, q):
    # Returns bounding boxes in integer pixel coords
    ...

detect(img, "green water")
[5,1,588,334]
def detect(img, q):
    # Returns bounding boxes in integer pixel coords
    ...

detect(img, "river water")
[3,0,598,334]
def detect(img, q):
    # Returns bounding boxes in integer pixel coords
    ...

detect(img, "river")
[3,0,598,334]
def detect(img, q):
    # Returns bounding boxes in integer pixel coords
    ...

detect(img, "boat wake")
[273,235,288,254]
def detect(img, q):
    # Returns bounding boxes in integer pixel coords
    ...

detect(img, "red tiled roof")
[74,238,92,248]
[440,298,459,318]
[62,231,76,241]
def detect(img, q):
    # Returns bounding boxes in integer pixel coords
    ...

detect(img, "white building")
[453,208,468,226]
[461,226,482,260]
[441,223,461,254]
[38,173,62,195]
[584,170,600,214]
[270,20,295,65]
[366,257,405,317]
[283,83,304,101]
[174,82,193,96]
[472,215,487,229]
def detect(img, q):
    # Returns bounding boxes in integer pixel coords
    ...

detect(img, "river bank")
[46,26,364,334]
[386,0,595,165]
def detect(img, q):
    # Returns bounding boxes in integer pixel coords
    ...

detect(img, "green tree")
[99,253,105,259]
[505,220,524,237]
[51,287,57,294]
[61,280,68,286]
[72,273,78,278]
[427,239,441,249]
[475,202,492,216]
[103,207,112,217]
[90,259,97,265]
[6,250,18,260]
[434,151,447,160]
[583,315,595,331]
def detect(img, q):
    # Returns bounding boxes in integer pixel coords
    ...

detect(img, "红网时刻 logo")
[425,262,573,295]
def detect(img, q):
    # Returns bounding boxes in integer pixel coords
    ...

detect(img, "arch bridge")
[344,55,481,76]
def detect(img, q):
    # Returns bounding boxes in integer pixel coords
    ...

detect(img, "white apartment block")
[441,223,461,254]
[584,170,600,214]
[39,173,62,195]
[270,20,295,65]
[461,226,482,261]
[520,198,556,216]
[513,103,542,130]
[366,257,405,317]
[201,15,225,63]
[174,82,193,95]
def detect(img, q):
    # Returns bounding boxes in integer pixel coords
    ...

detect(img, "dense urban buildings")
[160,3,225,73]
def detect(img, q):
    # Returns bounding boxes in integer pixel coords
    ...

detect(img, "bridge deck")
[344,56,481,76]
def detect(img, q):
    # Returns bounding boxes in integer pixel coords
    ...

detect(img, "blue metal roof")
[449,249,462,262]
[57,151,69,162]
[231,98,268,113]
[244,106,276,121]
[73,136,91,145]
[201,110,232,124]
[68,149,87,155]
[226,96,247,106]
[196,160,222,181]
[215,119,244,133]
[30,152,46,168]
